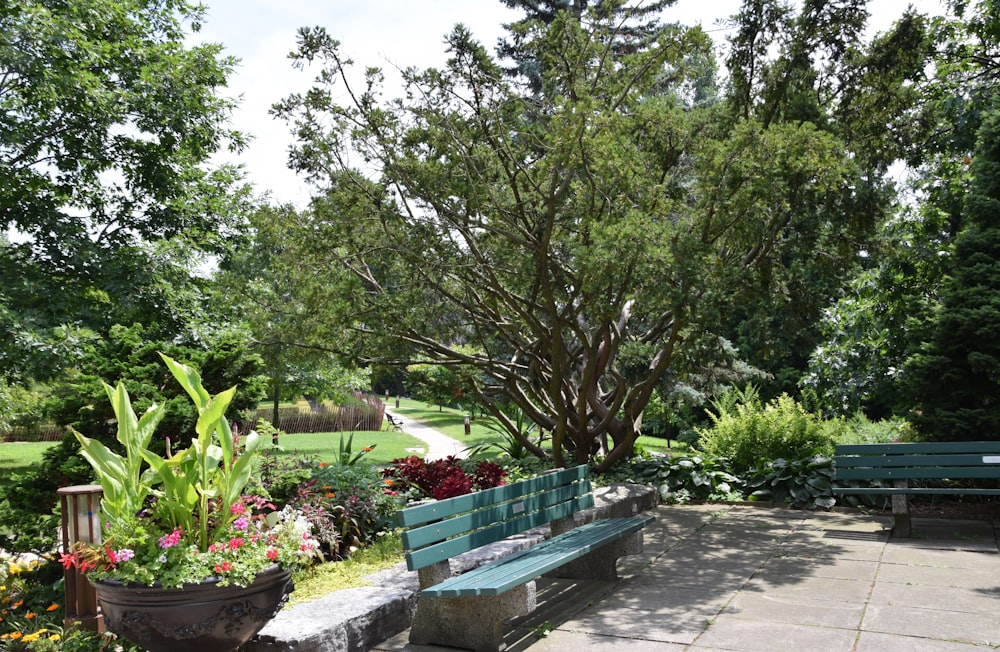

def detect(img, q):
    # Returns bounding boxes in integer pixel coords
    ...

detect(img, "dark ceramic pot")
[93,565,293,652]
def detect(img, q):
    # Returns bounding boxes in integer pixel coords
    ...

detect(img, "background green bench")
[833,441,1000,536]
[399,464,654,651]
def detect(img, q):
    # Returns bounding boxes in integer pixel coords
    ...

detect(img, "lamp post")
[57,484,104,632]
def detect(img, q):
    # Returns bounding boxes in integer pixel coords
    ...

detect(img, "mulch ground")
[905,497,1000,521]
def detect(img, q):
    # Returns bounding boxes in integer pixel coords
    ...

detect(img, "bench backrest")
[398,465,593,571]
[835,441,1000,481]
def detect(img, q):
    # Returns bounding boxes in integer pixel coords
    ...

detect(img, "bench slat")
[401,482,590,551]
[834,453,1000,469]
[405,495,594,571]
[835,466,1000,481]
[398,465,589,527]
[422,515,654,597]
[836,442,1000,455]
[833,487,1000,495]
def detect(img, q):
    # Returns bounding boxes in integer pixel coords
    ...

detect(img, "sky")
[195,0,947,208]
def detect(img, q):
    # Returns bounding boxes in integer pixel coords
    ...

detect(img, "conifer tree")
[904,109,1000,440]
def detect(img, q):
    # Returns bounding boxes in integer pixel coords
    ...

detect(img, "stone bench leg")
[543,530,644,581]
[408,583,536,652]
[891,480,912,537]
[409,560,536,652]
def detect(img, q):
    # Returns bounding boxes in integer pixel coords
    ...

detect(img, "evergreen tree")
[903,109,1000,440]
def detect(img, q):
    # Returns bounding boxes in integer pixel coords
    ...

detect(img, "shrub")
[383,456,507,501]
[746,455,836,509]
[627,454,743,504]
[697,388,835,477]
[287,461,403,559]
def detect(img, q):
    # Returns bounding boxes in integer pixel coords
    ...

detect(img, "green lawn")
[267,428,429,467]
[0,441,58,478]
[390,397,687,458]
[390,398,501,451]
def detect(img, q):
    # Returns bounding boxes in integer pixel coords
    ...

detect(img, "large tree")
[718,0,933,398]
[274,5,862,469]
[0,0,248,380]
[902,109,1000,440]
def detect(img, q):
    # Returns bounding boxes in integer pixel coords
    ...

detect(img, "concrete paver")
[373,503,1000,652]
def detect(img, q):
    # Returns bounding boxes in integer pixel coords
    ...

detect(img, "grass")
[390,398,501,451]
[0,441,58,477]
[267,428,430,467]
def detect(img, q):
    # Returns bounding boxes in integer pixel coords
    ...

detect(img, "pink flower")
[116,548,135,562]
[233,516,249,531]
[158,528,183,549]
[230,502,246,516]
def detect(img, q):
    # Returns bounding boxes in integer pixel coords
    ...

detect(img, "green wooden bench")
[832,441,1000,537]
[399,464,654,651]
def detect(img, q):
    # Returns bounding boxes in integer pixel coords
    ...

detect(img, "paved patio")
[374,503,1000,651]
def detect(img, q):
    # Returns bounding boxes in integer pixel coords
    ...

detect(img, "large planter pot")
[93,565,293,652]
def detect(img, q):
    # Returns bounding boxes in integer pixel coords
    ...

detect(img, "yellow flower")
[6,564,20,575]
[49,633,61,642]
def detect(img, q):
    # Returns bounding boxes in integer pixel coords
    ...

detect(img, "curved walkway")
[384,409,468,461]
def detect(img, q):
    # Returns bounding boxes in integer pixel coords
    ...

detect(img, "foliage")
[716,0,931,398]
[626,454,742,504]
[286,462,403,559]
[272,4,868,472]
[0,0,250,382]
[405,360,481,413]
[835,414,911,445]
[214,203,365,434]
[697,387,836,477]
[383,457,507,501]
[467,405,547,461]
[903,109,1000,440]
[63,356,318,588]
[0,556,61,649]
[0,436,93,555]
[746,455,836,509]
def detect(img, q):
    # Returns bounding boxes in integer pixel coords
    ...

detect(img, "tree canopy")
[1,0,249,380]
[270,0,907,468]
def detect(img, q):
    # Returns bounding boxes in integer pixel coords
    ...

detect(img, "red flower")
[59,552,76,570]
[266,548,278,562]
[228,537,245,551]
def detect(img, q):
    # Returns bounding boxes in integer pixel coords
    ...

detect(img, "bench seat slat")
[422,515,655,598]
[835,466,1000,481]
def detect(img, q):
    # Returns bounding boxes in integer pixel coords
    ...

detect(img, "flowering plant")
[62,354,319,588]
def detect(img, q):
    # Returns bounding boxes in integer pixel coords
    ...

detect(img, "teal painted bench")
[399,465,654,651]
[833,441,1000,536]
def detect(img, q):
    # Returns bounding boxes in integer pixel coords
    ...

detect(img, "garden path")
[384,409,468,461]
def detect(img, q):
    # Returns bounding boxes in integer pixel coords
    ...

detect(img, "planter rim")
[92,563,286,590]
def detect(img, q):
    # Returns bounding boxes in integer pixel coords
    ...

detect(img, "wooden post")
[58,485,105,633]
